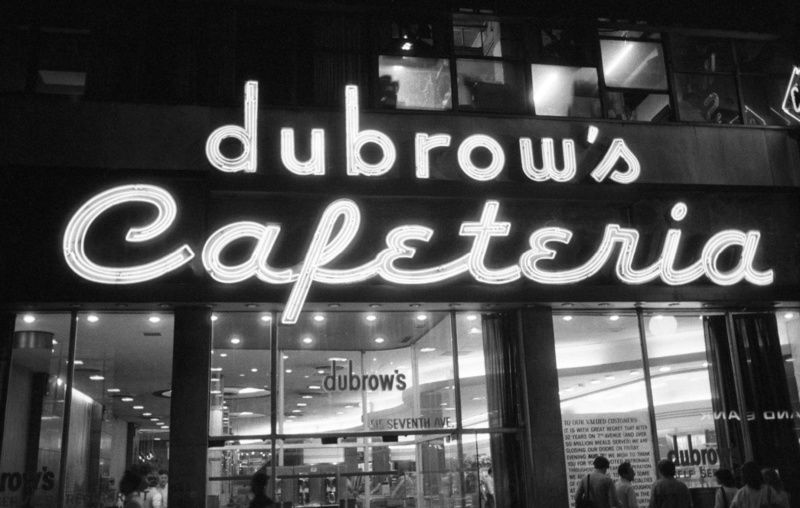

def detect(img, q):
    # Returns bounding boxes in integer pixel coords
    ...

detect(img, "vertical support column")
[170,307,211,508]
[0,312,16,459]
[518,307,569,508]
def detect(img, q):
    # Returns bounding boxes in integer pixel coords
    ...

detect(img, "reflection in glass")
[378,56,452,110]
[644,313,718,489]
[539,28,597,66]
[740,75,793,126]
[452,16,505,57]
[604,90,671,121]
[210,313,272,437]
[600,39,668,90]
[456,59,525,112]
[735,40,794,74]
[554,313,656,507]
[531,64,601,118]
[69,313,173,507]
[1,314,70,507]
[674,73,740,124]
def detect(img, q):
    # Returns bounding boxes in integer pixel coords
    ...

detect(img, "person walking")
[616,462,638,508]
[730,462,782,508]
[760,468,789,508]
[648,459,692,508]
[575,456,619,508]
[712,468,738,508]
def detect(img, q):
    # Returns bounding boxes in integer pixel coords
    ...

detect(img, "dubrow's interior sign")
[62,83,774,325]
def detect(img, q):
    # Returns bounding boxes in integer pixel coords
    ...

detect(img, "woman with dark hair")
[249,469,276,508]
[713,469,738,508]
[761,468,789,508]
[730,462,780,508]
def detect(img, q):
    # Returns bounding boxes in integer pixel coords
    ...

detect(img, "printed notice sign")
[562,412,656,507]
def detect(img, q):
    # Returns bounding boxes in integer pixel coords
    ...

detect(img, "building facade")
[1,1,800,507]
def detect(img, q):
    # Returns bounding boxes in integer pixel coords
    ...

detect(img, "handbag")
[576,475,595,508]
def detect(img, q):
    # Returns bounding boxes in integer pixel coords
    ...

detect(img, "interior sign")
[782,66,800,123]
[62,83,775,325]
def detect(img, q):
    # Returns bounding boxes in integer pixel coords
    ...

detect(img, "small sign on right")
[782,66,800,123]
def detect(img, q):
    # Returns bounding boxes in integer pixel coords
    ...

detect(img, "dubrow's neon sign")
[63,83,774,325]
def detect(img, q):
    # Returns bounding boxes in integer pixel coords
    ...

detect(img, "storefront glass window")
[643,313,718,489]
[67,312,173,508]
[604,90,671,121]
[456,59,525,112]
[555,313,656,507]
[670,35,735,73]
[207,439,273,507]
[531,64,601,118]
[740,75,792,126]
[775,310,800,442]
[377,56,452,110]
[457,313,489,428]
[1,313,70,508]
[735,40,794,74]
[210,312,272,437]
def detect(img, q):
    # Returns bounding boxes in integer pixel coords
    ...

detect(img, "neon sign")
[782,66,800,123]
[206,82,640,183]
[61,83,775,325]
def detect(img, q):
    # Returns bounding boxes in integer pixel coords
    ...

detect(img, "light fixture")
[220,353,227,358]
[282,354,289,360]
[291,409,302,413]
[416,313,428,321]
[374,337,385,344]
[251,368,258,373]
[609,315,620,321]
[56,378,63,386]
[210,314,219,322]
[230,336,241,345]
[659,366,671,372]
[302,336,313,344]
[562,315,573,322]
[211,367,222,372]
[466,314,478,321]
[702,361,710,368]
[344,405,353,409]
[629,371,639,377]
[22,314,35,324]
[89,375,105,381]
[142,412,152,417]
[308,385,321,390]
[366,314,377,322]
[150,418,159,422]
[285,369,293,374]
[107,388,121,393]
[239,411,254,416]
[469,327,481,334]
[87,314,100,323]
[133,405,144,409]
[328,357,347,362]
[590,379,601,385]
[148,316,161,324]
[785,312,795,320]
[297,403,307,407]
[261,315,271,322]
[317,369,326,374]
[313,314,325,322]
[605,375,615,380]
[302,395,313,399]
[420,347,436,353]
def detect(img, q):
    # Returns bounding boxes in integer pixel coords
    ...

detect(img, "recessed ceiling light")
[659,366,671,372]
[440,402,447,406]
[302,395,313,399]
[420,347,436,353]
[313,314,325,322]
[150,418,159,422]
[282,355,289,360]
[466,314,478,321]
[219,353,227,358]
[210,314,219,322]
[629,371,639,377]
[210,390,221,394]
[416,313,428,321]
[469,327,480,334]
[73,360,84,365]
[22,314,35,324]
[239,411,254,416]
[562,315,573,321]
[123,398,135,403]
[702,361,710,368]
[89,375,105,381]
[148,316,161,324]
[297,403,307,407]
[107,388,121,393]
[344,405,353,409]
[365,314,377,322]
[211,367,222,372]
[302,336,313,344]
[160,425,169,429]
[605,375,615,380]
[609,315,620,321]
[374,337,385,344]
[308,385,321,390]
[785,312,795,320]
[230,336,241,345]
[251,368,258,373]
[590,379,601,384]
[291,409,301,413]
[328,357,347,362]
[285,369,293,374]
[87,314,100,323]
[261,315,271,322]
[133,405,143,409]
[317,369,326,374]
[142,412,152,417]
